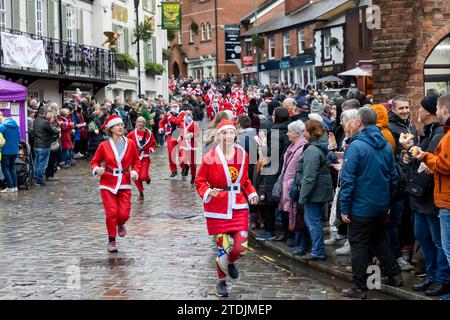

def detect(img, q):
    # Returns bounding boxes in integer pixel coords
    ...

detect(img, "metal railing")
[0,28,116,82]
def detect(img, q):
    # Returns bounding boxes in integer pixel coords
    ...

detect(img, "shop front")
[259,55,315,87]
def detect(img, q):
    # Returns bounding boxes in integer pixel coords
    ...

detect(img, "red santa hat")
[100,115,123,129]
[216,119,237,136]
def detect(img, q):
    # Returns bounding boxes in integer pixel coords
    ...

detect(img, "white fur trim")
[247,192,258,202]
[106,117,123,128]
[203,188,212,203]
[92,166,100,176]
[216,125,237,136]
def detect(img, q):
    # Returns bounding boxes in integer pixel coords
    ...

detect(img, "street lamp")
[134,0,142,97]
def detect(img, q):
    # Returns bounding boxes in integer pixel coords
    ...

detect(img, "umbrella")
[338,65,372,77]
[316,75,343,83]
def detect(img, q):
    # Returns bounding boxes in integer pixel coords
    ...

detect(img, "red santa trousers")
[167,135,182,174]
[100,189,131,237]
[134,157,151,193]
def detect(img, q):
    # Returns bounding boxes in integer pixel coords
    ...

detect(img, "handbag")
[50,141,60,152]
[272,152,296,202]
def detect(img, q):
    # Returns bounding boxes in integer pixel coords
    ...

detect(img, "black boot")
[182,167,189,177]
[191,176,195,184]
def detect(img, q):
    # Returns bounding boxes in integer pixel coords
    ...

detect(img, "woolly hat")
[310,99,324,113]
[216,119,237,136]
[420,96,438,115]
[100,115,123,129]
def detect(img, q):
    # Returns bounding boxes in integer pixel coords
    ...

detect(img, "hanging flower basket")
[145,62,165,76]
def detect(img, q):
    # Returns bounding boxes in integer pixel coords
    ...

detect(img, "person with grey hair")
[340,107,403,299]
[33,105,60,186]
[277,120,310,253]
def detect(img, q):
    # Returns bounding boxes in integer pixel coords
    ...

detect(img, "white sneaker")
[12,187,18,192]
[0,188,14,193]
[74,152,85,159]
[325,232,347,245]
[397,257,414,271]
[335,240,351,255]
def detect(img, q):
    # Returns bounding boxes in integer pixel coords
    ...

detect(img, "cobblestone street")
[0,148,394,300]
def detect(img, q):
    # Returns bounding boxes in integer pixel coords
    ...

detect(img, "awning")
[316,75,343,83]
[338,65,372,77]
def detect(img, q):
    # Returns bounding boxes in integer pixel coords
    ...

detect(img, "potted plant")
[190,22,199,35]
[252,34,265,50]
[329,36,341,51]
[145,61,165,76]
[167,29,176,42]
[115,53,139,71]
[163,48,172,60]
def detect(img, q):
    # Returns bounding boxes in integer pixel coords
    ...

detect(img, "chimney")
[285,0,311,15]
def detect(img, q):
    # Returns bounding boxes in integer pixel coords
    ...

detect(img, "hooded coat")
[371,104,396,153]
[0,118,20,155]
[339,125,398,217]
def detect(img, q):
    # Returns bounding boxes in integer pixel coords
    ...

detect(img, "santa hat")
[100,115,123,129]
[216,119,237,136]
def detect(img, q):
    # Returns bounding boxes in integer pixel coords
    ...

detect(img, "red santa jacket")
[225,99,242,118]
[91,137,141,194]
[195,144,258,219]
[206,101,223,121]
[178,119,200,151]
[158,112,182,136]
[126,128,156,160]
[204,92,215,106]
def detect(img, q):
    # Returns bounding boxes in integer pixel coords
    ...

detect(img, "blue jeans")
[1,154,17,188]
[439,209,450,267]
[414,212,450,284]
[33,148,50,184]
[303,202,326,258]
[388,200,404,259]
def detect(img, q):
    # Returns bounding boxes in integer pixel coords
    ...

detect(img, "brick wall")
[285,0,310,15]
[372,0,450,116]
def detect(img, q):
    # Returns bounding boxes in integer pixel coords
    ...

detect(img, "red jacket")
[59,116,74,150]
[195,145,257,219]
[178,119,200,151]
[91,137,141,194]
[126,128,156,160]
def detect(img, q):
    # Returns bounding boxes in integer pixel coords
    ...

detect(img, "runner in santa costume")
[158,103,183,177]
[126,116,156,200]
[91,115,141,253]
[206,98,223,121]
[195,120,259,297]
[177,108,200,183]
[225,92,242,119]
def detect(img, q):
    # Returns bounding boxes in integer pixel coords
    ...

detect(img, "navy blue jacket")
[339,125,397,217]
[0,118,20,155]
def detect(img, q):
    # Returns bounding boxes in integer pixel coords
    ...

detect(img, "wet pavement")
[0,147,395,300]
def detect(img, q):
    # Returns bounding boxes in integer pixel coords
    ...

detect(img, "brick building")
[240,0,355,87]
[167,0,267,81]
[372,0,450,114]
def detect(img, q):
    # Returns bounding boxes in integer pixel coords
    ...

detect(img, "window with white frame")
[189,28,194,43]
[177,30,182,44]
[66,6,76,42]
[0,0,6,30]
[117,25,124,53]
[268,37,275,60]
[324,33,331,59]
[147,39,154,62]
[36,0,43,36]
[201,23,206,41]
[206,22,211,40]
[283,33,290,57]
[297,28,305,54]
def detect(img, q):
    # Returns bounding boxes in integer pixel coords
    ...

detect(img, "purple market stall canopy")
[0,79,28,140]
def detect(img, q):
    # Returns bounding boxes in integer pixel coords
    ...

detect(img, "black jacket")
[33,115,59,148]
[261,121,290,204]
[406,122,444,214]
[388,111,418,156]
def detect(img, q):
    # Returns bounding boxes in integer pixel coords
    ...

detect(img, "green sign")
[161,2,181,30]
